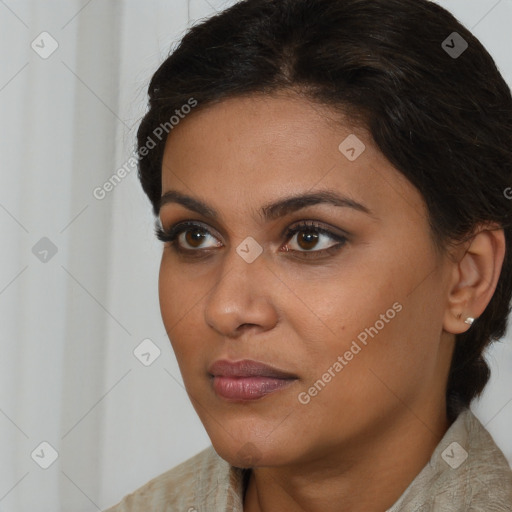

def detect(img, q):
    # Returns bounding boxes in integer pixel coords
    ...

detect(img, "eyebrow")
[159,189,375,222]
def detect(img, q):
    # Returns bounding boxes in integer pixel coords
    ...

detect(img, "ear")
[443,223,506,334]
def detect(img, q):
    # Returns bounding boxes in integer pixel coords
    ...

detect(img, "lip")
[208,359,298,401]
[208,359,298,379]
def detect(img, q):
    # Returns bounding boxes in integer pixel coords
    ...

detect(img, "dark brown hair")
[136,0,512,421]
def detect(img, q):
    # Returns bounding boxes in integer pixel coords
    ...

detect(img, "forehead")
[160,92,423,223]
[162,91,360,169]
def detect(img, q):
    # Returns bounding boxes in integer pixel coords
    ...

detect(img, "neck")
[243,404,451,512]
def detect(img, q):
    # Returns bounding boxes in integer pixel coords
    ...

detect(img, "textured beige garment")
[104,408,512,511]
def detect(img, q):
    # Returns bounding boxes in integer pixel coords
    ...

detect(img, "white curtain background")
[0,0,510,510]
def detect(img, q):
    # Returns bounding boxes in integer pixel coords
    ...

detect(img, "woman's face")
[158,91,456,468]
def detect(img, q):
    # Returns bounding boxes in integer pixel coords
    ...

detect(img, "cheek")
[293,309,428,433]
[158,256,202,361]
[158,254,207,320]
[280,259,400,352]
[286,256,434,401]
[158,256,179,326]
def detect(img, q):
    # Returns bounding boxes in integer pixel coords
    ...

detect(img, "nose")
[203,247,279,338]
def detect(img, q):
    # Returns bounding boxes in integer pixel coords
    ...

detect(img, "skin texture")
[157,90,505,512]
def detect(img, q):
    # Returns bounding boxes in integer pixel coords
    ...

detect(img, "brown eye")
[284,222,346,255]
[156,220,347,261]
[155,221,222,251]
[296,230,320,250]
[184,228,209,248]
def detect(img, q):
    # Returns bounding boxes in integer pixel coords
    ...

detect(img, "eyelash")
[155,220,348,260]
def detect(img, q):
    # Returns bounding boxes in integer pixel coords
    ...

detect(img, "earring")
[464,317,475,325]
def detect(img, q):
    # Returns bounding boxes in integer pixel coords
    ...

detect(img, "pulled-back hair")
[136,0,512,421]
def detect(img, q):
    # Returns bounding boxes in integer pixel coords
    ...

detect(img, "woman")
[104,0,512,510]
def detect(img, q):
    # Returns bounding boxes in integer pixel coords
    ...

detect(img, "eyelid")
[157,217,348,239]
[283,220,349,243]
[157,218,222,238]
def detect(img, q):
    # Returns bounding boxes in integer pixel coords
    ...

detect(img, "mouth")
[208,359,299,402]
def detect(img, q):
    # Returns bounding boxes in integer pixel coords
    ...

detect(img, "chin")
[210,431,296,469]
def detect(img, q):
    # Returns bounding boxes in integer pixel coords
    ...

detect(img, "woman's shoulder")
[389,408,512,511]
[461,410,512,509]
[103,445,238,512]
